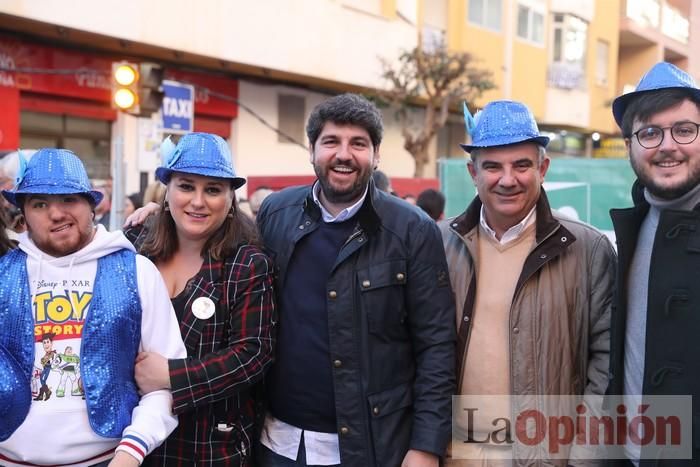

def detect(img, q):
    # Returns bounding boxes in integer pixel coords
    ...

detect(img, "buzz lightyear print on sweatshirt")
[32,278,92,402]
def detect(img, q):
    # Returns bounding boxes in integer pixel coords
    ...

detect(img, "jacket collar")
[631,179,646,207]
[451,189,561,243]
[303,180,382,235]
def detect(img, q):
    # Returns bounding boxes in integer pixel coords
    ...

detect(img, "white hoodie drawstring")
[31,252,43,319]
[67,256,77,316]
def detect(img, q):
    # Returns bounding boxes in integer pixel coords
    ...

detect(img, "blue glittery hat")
[0,345,31,441]
[460,100,549,153]
[612,62,700,129]
[155,133,246,189]
[1,149,103,207]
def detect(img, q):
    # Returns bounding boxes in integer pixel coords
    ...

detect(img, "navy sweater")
[267,218,356,433]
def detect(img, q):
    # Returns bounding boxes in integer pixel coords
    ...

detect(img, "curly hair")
[306,93,383,148]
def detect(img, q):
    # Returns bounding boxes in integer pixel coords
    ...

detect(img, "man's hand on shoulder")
[402,449,439,467]
[108,451,140,467]
[123,202,161,228]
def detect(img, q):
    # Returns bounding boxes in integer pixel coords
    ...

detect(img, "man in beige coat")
[439,100,615,467]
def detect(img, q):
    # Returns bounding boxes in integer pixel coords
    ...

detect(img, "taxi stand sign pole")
[110,120,125,231]
[110,61,141,231]
[109,62,170,230]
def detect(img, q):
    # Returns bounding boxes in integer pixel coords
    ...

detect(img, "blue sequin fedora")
[612,61,700,128]
[155,133,246,189]
[1,148,103,207]
[460,100,549,153]
[0,345,31,441]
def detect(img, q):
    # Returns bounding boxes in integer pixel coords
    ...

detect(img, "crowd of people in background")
[1,60,700,467]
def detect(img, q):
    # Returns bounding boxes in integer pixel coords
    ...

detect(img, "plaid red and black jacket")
[126,227,276,466]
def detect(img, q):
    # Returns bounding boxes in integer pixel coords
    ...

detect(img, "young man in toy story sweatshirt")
[0,225,187,467]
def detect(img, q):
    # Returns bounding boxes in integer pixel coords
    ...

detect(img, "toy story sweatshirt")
[0,225,186,467]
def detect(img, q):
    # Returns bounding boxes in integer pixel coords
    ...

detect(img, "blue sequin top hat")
[460,100,549,153]
[155,133,246,189]
[0,345,31,441]
[2,148,103,207]
[612,62,700,128]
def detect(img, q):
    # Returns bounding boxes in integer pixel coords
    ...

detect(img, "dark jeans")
[256,436,340,467]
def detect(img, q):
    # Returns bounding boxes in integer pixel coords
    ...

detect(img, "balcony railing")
[547,62,585,90]
[661,4,689,43]
[624,0,689,44]
[626,0,660,28]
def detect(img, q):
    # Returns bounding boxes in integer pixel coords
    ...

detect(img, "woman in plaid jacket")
[125,132,276,466]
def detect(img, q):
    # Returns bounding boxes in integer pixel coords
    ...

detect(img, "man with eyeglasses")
[609,61,700,466]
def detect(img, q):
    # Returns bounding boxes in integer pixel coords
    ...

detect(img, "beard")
[630,155,700,200]
[29,224,95,257]
[314,162,372,205]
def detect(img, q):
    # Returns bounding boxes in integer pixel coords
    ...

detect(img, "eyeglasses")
[632,121,700,149]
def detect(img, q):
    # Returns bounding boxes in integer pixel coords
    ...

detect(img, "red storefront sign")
[0,85,19,148]
[0,35,113,101]
[0,34,239,148]
[0,35,239,115]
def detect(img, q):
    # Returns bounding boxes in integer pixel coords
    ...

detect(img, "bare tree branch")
[376,38,495,176]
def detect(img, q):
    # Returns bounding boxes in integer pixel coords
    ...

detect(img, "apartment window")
[468,0,502,31]
[548,13,588,89]
[595,40,609,86]
[516,2,545,44]
[552,14,587,66]
[278,94,306,144]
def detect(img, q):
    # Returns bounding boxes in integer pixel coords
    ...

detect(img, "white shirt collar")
[479,205,537,245]
[312,181,368,223]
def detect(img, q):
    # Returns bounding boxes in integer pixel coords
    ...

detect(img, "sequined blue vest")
[0,248,142,439]
[0,250,34,442]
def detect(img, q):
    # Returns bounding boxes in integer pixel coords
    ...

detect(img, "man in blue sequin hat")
[438,100,615,465]
[0,148,186,467]
[609,62,700,466]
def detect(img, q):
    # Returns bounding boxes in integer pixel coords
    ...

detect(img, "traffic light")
[111,61,165,117]
[112,62,139,114]
[111,61,139,113]
[137,62,165,117]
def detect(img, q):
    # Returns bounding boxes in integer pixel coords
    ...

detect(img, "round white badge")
[191,297,216,320]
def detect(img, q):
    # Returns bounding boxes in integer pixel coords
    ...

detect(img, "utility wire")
[189,86,308,150]
[0,66,94,75]
[0,66,308,149]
